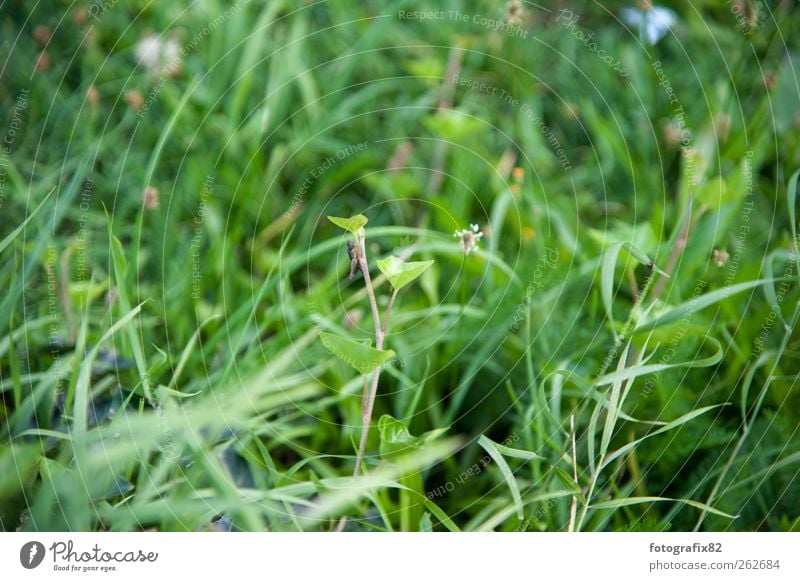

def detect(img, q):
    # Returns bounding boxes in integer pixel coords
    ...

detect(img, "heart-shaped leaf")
[378,414,448,458]
[327,214,368,234]
[319,332,395,374]
[377,256,434,291]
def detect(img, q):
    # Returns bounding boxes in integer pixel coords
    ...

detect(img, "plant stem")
[568,414,578,532]
[335,237,390,532]
[351,236,384,476]
[382,288,399,336]
[358,236,383,340]
[650,199,703,305]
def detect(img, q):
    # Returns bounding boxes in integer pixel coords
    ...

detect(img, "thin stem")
[381,288,399,336]
[694,302,800,530]
[576,471,598,532]
[627,268,639,304]
[338,238,403,531]
[568,414,578,532]
[336,237,387,532]
[358,236,382,337]
[650,200,704,305]
[354,359,382,473]
[360,374,369,411]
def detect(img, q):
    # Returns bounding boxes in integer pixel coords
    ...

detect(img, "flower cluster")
[621,3,677,46]
[454,224,484,255]
[135,34,181,76]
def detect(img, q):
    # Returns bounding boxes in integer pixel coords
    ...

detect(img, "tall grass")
[0,1,798,532]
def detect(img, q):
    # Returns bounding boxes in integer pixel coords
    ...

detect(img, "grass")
[0,0,799,532]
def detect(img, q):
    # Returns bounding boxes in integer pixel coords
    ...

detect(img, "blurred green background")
[0,0,799,532]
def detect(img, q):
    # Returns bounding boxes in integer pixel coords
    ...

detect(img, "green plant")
[323,214,434,529]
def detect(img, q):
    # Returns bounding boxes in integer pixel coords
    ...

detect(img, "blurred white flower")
[621,4,677,45]
[712,249,729,268]
[135,34,182,76]
[454,224,484,255]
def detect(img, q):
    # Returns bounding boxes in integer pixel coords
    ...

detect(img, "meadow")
[0,0,799,532]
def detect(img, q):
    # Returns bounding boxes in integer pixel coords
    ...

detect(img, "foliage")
[0,0,798,532]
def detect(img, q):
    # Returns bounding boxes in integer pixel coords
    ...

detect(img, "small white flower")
[712,249,729,268]
[135,34,182,76]
[621,4,677,46]
[135,36,161,72]
[454,224,484,255]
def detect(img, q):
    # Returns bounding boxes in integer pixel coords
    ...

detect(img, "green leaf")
[600,241,661,340]
[319,332,395,374]
[477,435,524,521]
[479,436,543,462]
[590,496,737,519]
[0,187,54,255]
[0,443,40,527]
[600,404,725,470]
[594,337,723,387]
[634,278,777,333]
[376,256,434,291]
[788,168,800,255]
[553,466,582,497]
[74,302,148,440]
[378,414,447,458]
[420,498,460,532]
[327,214,367,234]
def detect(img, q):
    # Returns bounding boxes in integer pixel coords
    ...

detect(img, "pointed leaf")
[327,214,367,234]
[319,332,395,374]
[601,404,725,469]
[378,414,447,458]
[0,187,55,255]
[479,436,543,461]
[590,496,737,519]
[377,256,434,291]
[478,435,524,521]
[634,278,777,333]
